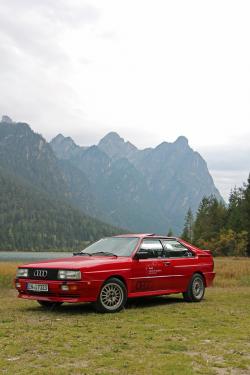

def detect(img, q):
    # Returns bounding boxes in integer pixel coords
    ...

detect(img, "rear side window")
[161,240,194,258]
[140,239,164,258]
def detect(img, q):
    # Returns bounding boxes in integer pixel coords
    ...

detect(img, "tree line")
[181,174,250,256]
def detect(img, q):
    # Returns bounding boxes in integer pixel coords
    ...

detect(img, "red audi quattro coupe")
[15,234,215,313]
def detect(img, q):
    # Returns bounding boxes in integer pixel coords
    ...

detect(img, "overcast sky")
[1,0,249,200]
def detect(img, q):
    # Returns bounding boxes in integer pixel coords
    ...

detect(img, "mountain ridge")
[50,130,222,233]
[0,115,222,235]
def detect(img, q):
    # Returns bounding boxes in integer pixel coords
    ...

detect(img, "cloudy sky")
[0,0,249,200]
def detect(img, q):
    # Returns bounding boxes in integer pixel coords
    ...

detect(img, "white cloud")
[0,0,249,200]
[199,137,250,200]
[210,170,249,201]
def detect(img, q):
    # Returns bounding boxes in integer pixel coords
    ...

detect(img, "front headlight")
[16,268,29,278]
[57,270,81,280]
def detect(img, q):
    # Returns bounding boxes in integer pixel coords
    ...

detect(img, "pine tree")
[227,187,244,232]
[181,208,194,242]
[193,196,227,244]
[242,174,250,255]
[167,228,173,237]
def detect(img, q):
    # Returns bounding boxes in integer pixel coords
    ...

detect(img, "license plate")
[27,283,48,292]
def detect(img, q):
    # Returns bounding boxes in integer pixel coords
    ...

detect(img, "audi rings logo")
[34,269,47,278]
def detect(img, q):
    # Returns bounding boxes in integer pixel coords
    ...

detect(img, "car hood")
[20,256,131,270]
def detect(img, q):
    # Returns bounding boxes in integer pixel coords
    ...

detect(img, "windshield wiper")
[73,252,92,256]
[91,251,117,257]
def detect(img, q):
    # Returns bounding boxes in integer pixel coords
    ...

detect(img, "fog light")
[16,282,21,288]
[61,285,69,291]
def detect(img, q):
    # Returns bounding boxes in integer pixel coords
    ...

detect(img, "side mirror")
[134,250,150,260]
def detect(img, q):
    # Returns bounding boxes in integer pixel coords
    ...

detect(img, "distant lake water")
[0,251,73,262]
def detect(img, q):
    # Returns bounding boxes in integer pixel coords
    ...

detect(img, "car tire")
[183,273,205,302]
[94,278,127,313]
[37,301,63,309]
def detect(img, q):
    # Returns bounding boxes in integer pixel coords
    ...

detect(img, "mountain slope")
[130,136,221,231]
[91,157,169,232]
[51,136,169,232]
[0,120,66,198]
[58,159,99,217]
[0,118,98,216]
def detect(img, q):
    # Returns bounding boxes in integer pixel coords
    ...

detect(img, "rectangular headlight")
[57,270,81,280]
[16,268,29,278]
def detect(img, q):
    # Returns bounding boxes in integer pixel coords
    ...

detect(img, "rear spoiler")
[202,249,212,255]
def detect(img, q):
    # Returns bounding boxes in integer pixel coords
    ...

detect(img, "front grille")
[27,268,58,280]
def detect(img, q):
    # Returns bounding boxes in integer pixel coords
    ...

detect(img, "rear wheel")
[183,273,205,302]
[37,301,63,309]
[94,278,127,313]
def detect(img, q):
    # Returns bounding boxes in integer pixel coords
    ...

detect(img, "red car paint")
[15,234,215,305]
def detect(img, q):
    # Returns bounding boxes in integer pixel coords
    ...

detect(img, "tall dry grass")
[0,262,20,288]
[214,257,250,287]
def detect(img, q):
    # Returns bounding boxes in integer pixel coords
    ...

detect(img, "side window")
[139,240,164,258]
[161,240,194,258]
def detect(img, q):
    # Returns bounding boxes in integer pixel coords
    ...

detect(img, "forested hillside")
[0,117,123,250]
[182,175,250,256]
[0,167,121,250]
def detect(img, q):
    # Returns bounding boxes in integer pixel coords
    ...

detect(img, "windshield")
[80,237,139,256]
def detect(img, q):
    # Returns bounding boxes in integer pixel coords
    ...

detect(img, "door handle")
[164,261,171,266]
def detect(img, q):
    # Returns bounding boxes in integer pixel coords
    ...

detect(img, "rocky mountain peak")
[51,133,76,146]
[51,133,65,142]
[100,131,121,142]
[98,132,137,159]
[174,136,189,147]
[1,115,14,124]
[50,134,79,160]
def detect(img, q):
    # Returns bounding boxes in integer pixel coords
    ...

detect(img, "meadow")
[0,258,250,375]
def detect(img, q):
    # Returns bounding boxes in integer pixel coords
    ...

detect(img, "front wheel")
[94,278,127,313]
[183,273,205,302]
[37,301,63,309]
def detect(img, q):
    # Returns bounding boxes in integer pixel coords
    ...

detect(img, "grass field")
[0,258,250,375]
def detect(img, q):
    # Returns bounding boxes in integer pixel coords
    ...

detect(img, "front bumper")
[15,278,98,303]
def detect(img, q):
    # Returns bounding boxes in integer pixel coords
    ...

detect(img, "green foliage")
[181,208,194,242]
[197,230,248,257]
[227,187,244,232]
[167,228,173,236]
[242,175,250,255]
[184,174,250,256]
[193,196,227,243]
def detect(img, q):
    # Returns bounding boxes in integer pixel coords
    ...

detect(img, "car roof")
[114,233,178,240]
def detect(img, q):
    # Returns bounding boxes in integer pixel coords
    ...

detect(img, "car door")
[160,239,198,291]
[131,239,171,293]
